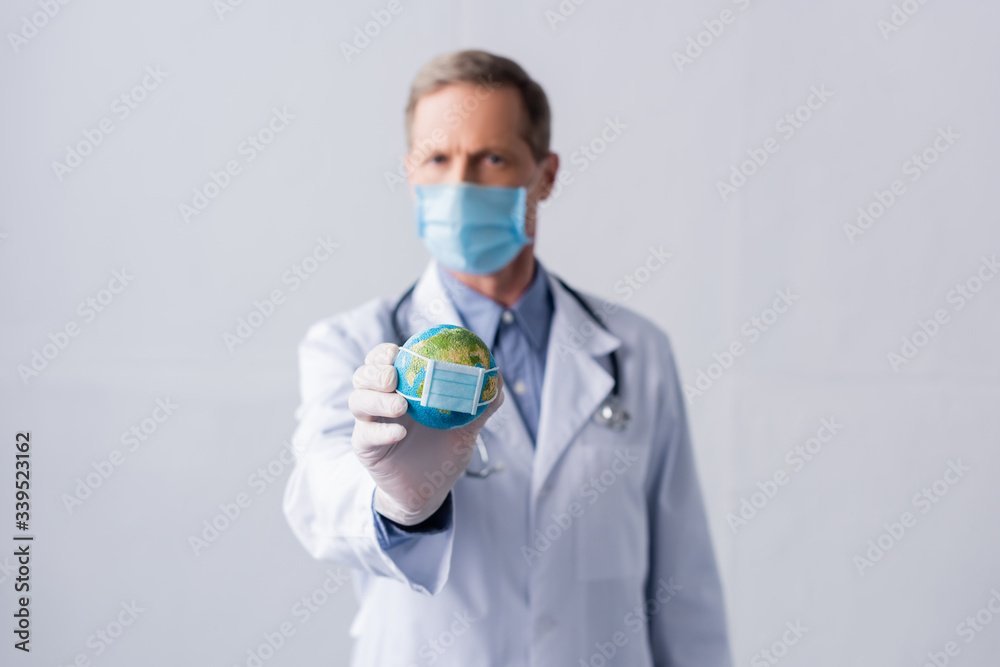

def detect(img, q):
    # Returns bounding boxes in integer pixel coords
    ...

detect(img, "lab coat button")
[502,310,515,324]
[513,380,527,395]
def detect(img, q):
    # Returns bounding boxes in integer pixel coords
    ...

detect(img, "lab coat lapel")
[531,272,621,498]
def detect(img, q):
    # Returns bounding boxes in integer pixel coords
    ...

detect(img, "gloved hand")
[349,342,505,526]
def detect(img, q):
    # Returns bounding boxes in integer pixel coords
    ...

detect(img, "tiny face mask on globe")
[395,347,499,415]
[413,182,532,275]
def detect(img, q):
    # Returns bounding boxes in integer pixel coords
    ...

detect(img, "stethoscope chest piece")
[592,395,630,431]
[465,434,503,478]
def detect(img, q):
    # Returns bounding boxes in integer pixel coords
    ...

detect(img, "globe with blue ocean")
[393,324,499,429]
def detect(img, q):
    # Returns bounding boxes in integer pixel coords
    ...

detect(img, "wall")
[1,0,998,664]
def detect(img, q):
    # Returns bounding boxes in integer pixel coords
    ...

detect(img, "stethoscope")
[389,274,631,478]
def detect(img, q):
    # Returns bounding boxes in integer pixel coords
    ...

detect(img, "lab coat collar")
[405,258,622,497]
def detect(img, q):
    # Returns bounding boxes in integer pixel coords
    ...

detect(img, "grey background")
[2,0,999,665]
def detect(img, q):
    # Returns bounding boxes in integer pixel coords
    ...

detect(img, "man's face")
[405,82,558,237]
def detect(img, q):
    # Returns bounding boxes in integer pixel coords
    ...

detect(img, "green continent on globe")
[402,326,497,412]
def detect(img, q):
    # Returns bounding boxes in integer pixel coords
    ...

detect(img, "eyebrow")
[424,146,511,158]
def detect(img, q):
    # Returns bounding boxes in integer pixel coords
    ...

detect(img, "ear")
[536,152,560,202]
[527,152,560,209]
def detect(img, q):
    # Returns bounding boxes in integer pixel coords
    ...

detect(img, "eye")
[430,154,447,164]
[486,154,503,165]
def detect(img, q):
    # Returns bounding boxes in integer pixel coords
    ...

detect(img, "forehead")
[410,82,529,150]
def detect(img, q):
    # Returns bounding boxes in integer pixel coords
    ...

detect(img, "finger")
[349,388,409,422]
[365,342,399,366]
[353,363,399,392]
[352,420,407,451]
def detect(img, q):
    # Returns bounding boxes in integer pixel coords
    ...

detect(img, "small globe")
[393,324,499,430]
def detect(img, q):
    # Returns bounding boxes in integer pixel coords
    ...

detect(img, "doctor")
[282,49,732,666]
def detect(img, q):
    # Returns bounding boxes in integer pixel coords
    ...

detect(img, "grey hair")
[404,49,551,163]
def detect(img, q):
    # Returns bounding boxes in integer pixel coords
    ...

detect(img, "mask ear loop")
[394,347,499,411]
[394,347,427,403]
[475,367,500,408]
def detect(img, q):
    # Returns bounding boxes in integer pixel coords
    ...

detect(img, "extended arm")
[282,319,456,595]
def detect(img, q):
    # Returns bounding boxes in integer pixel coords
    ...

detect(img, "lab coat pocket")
[574,440,648,581]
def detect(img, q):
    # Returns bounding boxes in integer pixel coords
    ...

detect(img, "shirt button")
[513,380,527,395]
[502,310,514,324]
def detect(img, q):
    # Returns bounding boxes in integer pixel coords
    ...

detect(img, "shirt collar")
[434,258,554,352]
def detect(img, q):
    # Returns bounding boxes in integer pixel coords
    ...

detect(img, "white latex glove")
[350,342,505,526]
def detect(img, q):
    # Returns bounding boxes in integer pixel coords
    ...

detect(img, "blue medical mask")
[413,181,534,275]
[394,348,499,414]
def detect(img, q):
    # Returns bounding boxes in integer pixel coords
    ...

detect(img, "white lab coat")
[282,258,732,667]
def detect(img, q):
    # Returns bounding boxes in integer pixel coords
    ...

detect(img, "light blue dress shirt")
[373,259,555,547]
[434,257,554,443]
